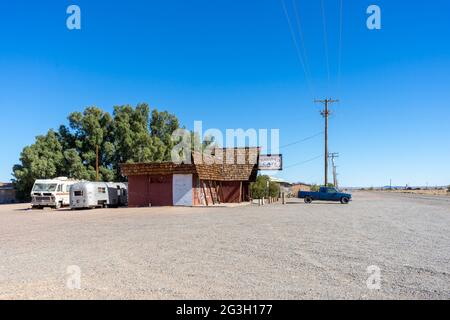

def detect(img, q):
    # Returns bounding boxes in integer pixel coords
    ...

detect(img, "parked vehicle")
[299,187,352,204]
[31,177,80,209]
[70,182,128,209]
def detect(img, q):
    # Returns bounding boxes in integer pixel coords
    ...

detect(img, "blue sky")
[0,0,449,187]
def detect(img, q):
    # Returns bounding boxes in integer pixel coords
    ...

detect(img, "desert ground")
[0,191,449,299]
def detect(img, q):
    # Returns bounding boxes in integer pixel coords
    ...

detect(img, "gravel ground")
[0,191,449,300]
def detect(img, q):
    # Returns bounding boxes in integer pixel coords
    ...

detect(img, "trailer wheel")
[340,197,350,204]
[304,196,313,204]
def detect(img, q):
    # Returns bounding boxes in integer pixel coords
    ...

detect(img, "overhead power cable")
[320,0,331,85]
[284,154,323,169]
[280,0,314,96]
[280,131,323,149]
[337,0,344,93]
[292,0,313,88]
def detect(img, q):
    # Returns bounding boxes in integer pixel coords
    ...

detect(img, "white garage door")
[173,174,193,206]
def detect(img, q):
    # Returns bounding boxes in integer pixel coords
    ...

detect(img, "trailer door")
[173,174,193,206]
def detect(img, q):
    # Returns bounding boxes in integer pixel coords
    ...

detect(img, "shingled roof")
[120,147,260,182]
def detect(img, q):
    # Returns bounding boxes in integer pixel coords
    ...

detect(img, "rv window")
[57,185,62,192]
[32,183,57,192]
[98,187,106,193]
[74,190,83,196]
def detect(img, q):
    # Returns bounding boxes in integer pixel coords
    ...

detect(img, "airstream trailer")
[31,177,80,209]
[70,182,128,209]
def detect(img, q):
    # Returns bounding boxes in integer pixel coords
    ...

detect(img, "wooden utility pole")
[315,98,339,186]
[329,152,339,187]
[96,145,99,182]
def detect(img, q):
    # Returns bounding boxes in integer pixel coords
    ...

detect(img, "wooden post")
[239,181,242,203]
[214,181,221,204]
[208,181,216,205]
[201,180,209,206]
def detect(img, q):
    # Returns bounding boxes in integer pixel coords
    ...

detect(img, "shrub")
[250,175,280,199]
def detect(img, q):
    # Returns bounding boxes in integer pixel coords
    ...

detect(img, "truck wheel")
[304,197,312,204]
[340,197,349,204]
[55,202,62,209]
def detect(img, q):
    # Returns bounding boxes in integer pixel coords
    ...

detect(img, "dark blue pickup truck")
[299,187,352,204]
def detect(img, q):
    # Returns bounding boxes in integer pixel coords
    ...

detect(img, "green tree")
[112,104,179,167]
[250,175,280,199]
[13,130,64,201]
[12,104,184,197]
[59,106,115,181]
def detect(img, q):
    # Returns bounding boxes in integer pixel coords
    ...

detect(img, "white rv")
[70,182,128,209]
[31,177,80,209]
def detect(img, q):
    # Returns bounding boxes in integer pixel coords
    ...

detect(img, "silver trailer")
[70,182,128,209]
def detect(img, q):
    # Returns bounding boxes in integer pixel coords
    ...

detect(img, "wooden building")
[121,148,259,207]
[291,182,312,197]
[0,183,16,204]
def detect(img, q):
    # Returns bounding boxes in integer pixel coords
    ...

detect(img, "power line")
[292,0,313,87]
[284,154,323,169]
[280,0,314,96]
[337,0,344,93]
[320,0,331,85]
[280,131,323,149]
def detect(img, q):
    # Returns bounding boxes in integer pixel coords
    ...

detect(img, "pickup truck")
[299,187,352,204]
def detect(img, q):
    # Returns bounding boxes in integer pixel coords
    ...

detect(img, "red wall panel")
[128,174,173,207]
[148,175,173,206]
[220,181,242,203]
[128,175,149,207]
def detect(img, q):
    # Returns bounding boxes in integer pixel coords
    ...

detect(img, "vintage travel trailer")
[70,182,128,209]
[31,177,80,209]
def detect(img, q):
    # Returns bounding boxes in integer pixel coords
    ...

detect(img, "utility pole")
[96,145,99,182]
[329,152,339,187]
[315,98,339,186]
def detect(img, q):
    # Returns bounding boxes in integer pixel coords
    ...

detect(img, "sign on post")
[258,154,283,171]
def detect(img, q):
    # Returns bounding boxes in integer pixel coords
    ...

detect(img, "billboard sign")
[258,154,283,171]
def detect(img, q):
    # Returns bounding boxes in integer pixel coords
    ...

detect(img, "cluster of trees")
[13,104,180,201]
[250,175,280,199]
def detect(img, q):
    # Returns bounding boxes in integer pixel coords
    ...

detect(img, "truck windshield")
[32,183,58,192]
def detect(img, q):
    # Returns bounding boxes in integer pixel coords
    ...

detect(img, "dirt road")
[0,192,449,299]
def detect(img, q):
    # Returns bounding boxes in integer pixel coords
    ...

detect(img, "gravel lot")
[0,191,449,299]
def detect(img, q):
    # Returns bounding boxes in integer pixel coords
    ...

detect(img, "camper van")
[31,177,80,209]
[70,182,128,209]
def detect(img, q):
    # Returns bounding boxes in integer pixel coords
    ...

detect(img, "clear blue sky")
[0,0,449,187]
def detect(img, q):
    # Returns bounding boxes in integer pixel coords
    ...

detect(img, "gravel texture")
[0,191,449,299]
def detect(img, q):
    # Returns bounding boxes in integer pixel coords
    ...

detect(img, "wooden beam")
[215,181,221,204]
[201,179,209,206]
[208,180,216,205]
[239,181,243,203]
